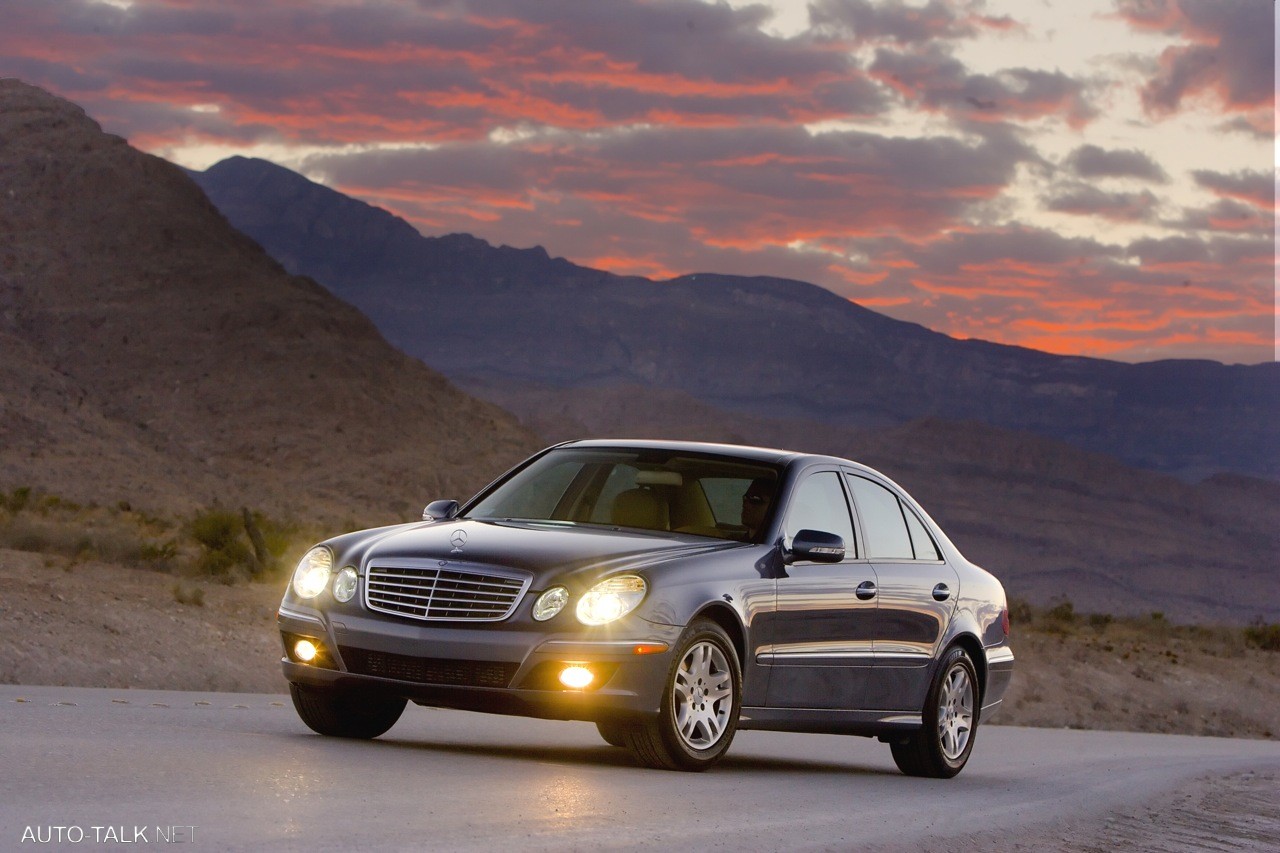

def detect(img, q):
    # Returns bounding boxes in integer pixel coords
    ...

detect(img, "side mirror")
[422,499,460,521]
[787,529,845,564]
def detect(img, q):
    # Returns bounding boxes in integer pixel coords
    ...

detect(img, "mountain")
[449,379,1279,624]
[0,80,540,522]
[191,156,1279,483]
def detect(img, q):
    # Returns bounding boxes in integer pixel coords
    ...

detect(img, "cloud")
[868,45,1096,126]
[304,121,1034,249]
[808,0,1016,44]
[1063,144,1168,182]
[0,0,886,147]
[1191,168,1274,209]
[1044,184,1160,222]
[1,0,1271,364]
[1172,198,1274,235]
[1116,0,1274,116]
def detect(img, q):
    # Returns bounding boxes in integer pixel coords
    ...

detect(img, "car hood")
[355,518,741,589]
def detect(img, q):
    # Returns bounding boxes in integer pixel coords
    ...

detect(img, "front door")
[763,470,877,710]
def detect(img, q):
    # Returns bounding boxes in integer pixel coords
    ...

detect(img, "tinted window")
[903,507,941,561]
[701,477,759,526]
[587,464,639,524]
[466,448,780,541]
[784,472,855,555]
[845,475,913,560]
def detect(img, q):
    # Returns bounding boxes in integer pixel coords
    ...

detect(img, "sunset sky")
[4,0,1275,364]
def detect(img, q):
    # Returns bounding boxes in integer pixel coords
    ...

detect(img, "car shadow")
[290,732,896,776]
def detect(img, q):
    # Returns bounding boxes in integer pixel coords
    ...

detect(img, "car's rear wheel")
[289,683,407,739]
[890,646,979,778]
[624,619,741,771]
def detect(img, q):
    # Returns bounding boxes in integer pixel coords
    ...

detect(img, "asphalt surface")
[2,684,1278,851]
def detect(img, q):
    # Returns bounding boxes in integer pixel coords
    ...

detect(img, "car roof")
[556,438,810,466]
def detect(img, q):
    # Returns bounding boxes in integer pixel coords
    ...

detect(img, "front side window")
[783,471,855,555]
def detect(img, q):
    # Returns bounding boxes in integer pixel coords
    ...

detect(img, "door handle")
[856,581,877,601]
[932,583,951,602]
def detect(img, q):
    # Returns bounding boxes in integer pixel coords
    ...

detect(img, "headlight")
[532,586,568,621]
[576,575,647,626]
[332,566,358,603]
[291,547,334,599]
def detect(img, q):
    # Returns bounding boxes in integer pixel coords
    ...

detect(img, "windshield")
[464,448,782,542]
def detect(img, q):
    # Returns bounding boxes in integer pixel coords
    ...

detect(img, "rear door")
[844,472,958,711]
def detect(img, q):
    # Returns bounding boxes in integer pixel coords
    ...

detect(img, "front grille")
[339,647,517,688]
[364,561,531,622]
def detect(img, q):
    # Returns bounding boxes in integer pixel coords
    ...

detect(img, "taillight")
[1001,608,1011,637]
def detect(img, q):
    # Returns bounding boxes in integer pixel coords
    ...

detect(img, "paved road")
[2,684,1277,851]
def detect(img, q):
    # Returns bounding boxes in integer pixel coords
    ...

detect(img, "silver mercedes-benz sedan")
[278,439,1014,776]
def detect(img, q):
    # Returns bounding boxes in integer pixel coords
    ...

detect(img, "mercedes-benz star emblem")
[449,529,468,552]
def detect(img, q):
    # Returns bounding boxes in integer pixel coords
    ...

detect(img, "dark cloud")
[1216,115,1272,141]
[0,0,885,147]
[1,0,1270,363]
[1191,169,1274,209]
[809,0,1015,44]
[1063,144,1168,182]
[1116,0,1274,115]
[869,46,1096,125]
[1173,198,1273,235]
[1045,184,1160,222]
[305,122,1033,248]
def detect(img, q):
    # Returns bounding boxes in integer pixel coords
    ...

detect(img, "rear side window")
[902,508,940,561]
[845,475,913,560]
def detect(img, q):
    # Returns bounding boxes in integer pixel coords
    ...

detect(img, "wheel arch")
[946,632,987,705]
[690,602,746,670]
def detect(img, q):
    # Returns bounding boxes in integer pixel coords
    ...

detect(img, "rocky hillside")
[0,80,540,522]
[193,156,1279,482]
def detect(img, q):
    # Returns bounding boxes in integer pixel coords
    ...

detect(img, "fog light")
[294,639,319,663]
[558,665,595,689]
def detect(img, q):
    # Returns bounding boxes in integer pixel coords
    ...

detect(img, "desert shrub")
[1,486,32,514]
[190,510,243,552]
[1243,621,1280,652]
[172,583,205,607]
[1038,599,1077,635]
[37,494,80,514]
[1088,613,1113,632]
[189,509,256,577]
[1008,597,1034,625]
[1046,600,1076,622]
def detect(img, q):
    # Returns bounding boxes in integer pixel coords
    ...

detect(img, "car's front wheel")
[289,683,407,739]
[624,619,741,771]
[890,646,979,778]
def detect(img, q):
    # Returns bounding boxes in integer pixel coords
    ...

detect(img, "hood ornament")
[449,528,468,553]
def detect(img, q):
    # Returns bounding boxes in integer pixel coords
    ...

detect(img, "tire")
[596,720,630,748]
[289,683,407,739]
[624,619,741,771]
[890,646,980,778]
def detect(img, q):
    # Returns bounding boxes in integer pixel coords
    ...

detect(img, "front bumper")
[278,603,682,722]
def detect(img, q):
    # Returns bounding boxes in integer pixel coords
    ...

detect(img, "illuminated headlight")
[576,575,647,626]
[332,567,358,603]
[532,586,569,621]
[291,547,334,599]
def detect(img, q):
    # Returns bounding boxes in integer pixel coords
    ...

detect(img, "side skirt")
[738,706,922,738]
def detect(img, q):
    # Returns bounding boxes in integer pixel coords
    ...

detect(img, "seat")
[610,488,670,531]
